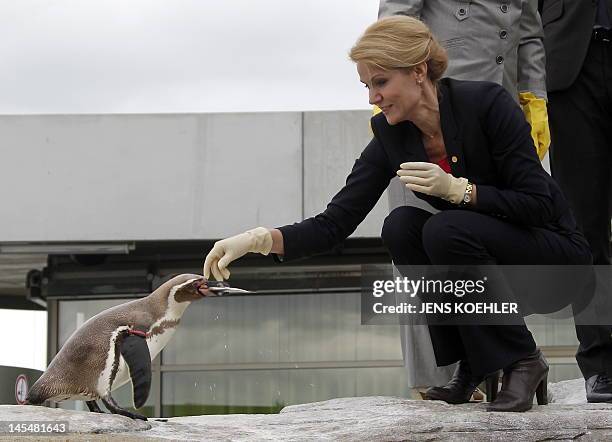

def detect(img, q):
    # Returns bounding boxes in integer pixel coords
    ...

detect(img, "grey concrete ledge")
[1,379,611,441]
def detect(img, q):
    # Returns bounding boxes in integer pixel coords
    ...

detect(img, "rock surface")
[0,404,151,440]
[549,377,588,405]
[2,379,611,441]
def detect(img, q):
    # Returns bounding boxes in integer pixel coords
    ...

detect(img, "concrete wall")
[304,112,387,238]
[0,111,387,242]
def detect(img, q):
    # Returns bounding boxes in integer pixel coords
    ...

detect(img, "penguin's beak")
[203,280,253,296]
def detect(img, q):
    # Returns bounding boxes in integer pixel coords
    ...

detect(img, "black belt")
[592,27,611,43]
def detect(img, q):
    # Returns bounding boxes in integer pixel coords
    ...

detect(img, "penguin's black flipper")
[119,334,152,409]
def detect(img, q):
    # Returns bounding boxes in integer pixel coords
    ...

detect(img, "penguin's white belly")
[148,327,177,360]
[97,327,178,395]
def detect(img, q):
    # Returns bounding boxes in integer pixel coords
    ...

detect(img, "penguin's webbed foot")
[101,396,148,421]
[86,400,105,413]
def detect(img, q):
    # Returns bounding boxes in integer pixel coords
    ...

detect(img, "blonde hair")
[349,16,448,83]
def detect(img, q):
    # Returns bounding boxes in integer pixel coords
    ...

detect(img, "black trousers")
[381,207,591,376]
[548,35,612,378]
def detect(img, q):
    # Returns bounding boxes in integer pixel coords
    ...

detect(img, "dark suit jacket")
[539,0,612,91]
[278,78,584,260]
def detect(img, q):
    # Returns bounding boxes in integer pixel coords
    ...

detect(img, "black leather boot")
[424,360,498,404]
[586,374,612,403]
[486,349,549,412]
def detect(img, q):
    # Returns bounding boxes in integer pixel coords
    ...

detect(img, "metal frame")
[0,242,134,255]
[46,298,59,408]
[152,355,162,417]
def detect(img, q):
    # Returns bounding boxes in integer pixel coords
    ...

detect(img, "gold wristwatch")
[461,181,473,206]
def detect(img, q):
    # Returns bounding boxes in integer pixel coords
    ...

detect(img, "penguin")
[26,274,216,420]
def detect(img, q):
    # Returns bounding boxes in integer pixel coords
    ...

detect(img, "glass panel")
[548,364,583,383]
[163,292,403,365]
[161,367,407,417]
[525,313,580,347]
[54,295,584,417]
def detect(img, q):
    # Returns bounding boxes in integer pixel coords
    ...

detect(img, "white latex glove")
[397,162,468,205]
[203,227,273,281]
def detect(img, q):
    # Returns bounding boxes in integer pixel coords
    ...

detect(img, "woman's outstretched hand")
[397,162,468,205]
[203,227,273,281]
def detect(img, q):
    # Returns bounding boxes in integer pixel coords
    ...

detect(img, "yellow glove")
[519,92,551,160]
[369,105,383,133]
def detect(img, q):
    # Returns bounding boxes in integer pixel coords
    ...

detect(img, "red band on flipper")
[128,329,150,338]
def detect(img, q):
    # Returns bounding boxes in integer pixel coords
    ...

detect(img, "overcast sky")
[0,0,380,114]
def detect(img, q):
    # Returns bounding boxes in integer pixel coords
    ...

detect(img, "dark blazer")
[278,78,584,260]
[538,0,611,91]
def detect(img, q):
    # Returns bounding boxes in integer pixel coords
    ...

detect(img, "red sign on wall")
[15,374,28,405]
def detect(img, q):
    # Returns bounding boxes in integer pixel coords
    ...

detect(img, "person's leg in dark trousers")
[382,207,589,376]
[548,37,612,378]
[382,206,469,365]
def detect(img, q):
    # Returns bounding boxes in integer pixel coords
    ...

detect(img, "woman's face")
[357,62,422,125]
